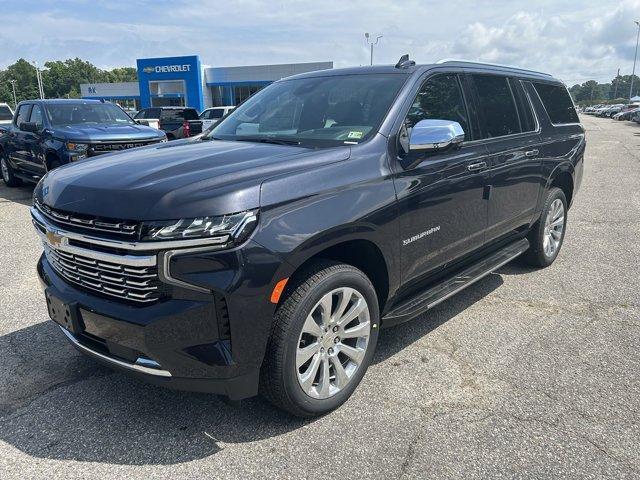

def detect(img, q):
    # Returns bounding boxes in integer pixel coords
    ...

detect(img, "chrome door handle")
[467,161,487,172]
[525,149,539,157]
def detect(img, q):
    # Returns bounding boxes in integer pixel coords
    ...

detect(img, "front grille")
[44,244,162,304]
[89,140,159,155]
[35,200,139,238]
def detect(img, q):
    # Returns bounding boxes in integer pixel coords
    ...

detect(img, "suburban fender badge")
[403,226,441,246]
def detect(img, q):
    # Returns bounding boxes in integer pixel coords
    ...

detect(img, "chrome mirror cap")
[409,119,465,152]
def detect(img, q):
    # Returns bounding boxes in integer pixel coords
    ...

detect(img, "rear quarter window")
[533,83,579,124]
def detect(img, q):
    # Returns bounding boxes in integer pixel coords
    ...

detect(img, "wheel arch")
[546,163,575,208]
[280,237,391,314]
[45,149,61,170]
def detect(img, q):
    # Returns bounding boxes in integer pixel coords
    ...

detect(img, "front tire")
[1,152,22,187]
[522,187,567,267]
[260,261,379,417]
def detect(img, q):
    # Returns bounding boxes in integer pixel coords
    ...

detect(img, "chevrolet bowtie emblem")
[46,229,64,248]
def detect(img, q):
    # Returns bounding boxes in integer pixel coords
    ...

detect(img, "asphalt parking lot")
[0,114,639,479]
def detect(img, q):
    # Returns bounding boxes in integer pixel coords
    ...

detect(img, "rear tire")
[522,187,567,267]
[260,260,379,417]
[1,152,22,187]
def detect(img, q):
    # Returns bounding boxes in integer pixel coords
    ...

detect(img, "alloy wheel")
[543,198,565,258]
[296,287,371,399]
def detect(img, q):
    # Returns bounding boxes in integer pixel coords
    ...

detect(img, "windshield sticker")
[347,131,363,139]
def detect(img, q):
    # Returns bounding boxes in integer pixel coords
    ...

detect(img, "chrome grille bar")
[44,245,161,303]
[35,200,139,237]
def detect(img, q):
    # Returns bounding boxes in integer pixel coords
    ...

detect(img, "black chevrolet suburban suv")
[31,58,584,417]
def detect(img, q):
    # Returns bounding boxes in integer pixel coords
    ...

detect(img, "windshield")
[0,106,12,121]
[207,73,408,147]
[45,103,135,127]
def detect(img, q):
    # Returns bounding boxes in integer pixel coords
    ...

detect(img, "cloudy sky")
[1,0,638,85]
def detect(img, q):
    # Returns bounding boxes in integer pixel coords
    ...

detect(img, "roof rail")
[435,58,553,77]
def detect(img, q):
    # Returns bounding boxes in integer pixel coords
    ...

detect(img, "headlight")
[66,142,89,152]
[140,210,258,245]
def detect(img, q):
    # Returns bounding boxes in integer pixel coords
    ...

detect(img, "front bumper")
[35,218,291,399]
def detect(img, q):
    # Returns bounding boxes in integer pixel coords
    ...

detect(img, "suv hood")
[36,139,350,220]
[53,123,164,142]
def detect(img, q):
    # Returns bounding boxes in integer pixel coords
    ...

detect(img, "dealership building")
[80,55,333,111]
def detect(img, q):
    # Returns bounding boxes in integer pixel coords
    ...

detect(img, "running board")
[382,238,530,327]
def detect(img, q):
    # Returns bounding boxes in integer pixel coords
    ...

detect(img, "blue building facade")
[136,55,204,111]
[81,55,333,111]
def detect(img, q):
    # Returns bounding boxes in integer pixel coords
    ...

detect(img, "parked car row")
[0,99,167,185]
[582,102,640,123]
[0,99,239,183]
[131,106,235,139]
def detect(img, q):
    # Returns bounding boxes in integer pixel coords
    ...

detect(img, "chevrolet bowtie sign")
[143,65,191,74]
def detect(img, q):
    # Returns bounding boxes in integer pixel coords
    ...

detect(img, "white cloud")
[0,0,638,84]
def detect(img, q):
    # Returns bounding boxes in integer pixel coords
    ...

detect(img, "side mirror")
[19,122,39,133]
[409,119,465,153]
[400,119,465,170]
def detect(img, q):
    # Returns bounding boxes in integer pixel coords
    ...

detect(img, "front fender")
[255,137,401,298]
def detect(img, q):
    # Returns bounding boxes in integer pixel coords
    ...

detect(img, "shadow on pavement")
[0,183,34,207]
[0,270,505,466]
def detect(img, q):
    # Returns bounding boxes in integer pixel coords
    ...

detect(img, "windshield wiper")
[233,136,301,146]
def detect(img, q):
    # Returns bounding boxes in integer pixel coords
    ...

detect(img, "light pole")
[8,80,17,108]
[629,20,640,101]
[32,61,45,99]
[364,32,383,65]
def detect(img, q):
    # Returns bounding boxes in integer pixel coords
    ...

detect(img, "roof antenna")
[395,54,415,69]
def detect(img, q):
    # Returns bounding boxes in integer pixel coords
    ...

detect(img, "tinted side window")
[30,105,44,128]
[510,80,537,132]
[533,82,579,124]
[134,109,146,119]
[472,75,521,138]
[15,104,31,126]
[405,74,471,140]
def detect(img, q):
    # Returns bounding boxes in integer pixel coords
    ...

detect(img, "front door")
[394,73,490,285]
[22,104,47,174]
[8,103,33,172]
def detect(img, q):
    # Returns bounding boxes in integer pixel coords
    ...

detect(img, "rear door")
[393,72,490,285]
[468,74,544,244]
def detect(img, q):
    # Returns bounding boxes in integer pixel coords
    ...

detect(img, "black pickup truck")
[32,57,584,417]
[134,107,203,140]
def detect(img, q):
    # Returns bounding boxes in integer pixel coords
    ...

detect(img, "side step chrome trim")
[59,326,172,377]
[383,238,530,326]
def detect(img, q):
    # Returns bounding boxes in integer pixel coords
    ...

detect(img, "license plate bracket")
[45,289,80,334]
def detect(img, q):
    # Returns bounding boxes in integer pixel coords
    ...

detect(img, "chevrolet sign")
[142,64,191,74]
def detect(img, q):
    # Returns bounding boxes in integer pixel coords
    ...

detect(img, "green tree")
[0,58,40,105]
[0,57,137,105]
[42,58,109,98]
[107,67,137,83]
